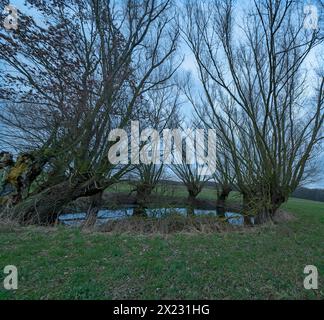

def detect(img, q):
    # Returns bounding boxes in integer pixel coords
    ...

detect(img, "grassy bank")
[0,197,323,300]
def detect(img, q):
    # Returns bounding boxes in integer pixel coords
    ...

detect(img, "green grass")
[0,196,323,300]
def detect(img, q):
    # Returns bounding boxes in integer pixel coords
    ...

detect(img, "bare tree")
[171,163,210,213]
[131,84,182,216]
[212,144,235,216]
[180,74,236,216]
[182,0,324,224]
[169,128,210,214]
[0,0,180,224]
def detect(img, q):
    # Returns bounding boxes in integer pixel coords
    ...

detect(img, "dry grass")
[0,206,20,232]
[97,214,240,235]
[273,209,296,223]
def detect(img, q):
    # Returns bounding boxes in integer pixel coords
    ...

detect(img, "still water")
[59,207,246,226]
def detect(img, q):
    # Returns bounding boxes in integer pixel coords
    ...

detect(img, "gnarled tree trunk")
[134,184,154,217]
[247,190,286,225]
[254,208,273,225]
[254,191,286,225]
[8,178,102,225]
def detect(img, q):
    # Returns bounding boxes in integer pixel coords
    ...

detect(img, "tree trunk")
[242,196,274,226]
[82,191,103,228]
[254,191,285,225]
[242,193,254,226]
[216,186,231,217]
[134,185,153,217]
[9,179,102,225]
[187,192,197,216]
[0,152,48,205]
[254,208,273,225]
[133,206,147,217]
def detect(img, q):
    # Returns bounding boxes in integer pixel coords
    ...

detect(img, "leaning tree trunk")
[9,179,102,225]
[82,191,103,228]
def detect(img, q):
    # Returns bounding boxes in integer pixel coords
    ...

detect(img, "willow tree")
[130,84,182,216]
[169,129,211,214]
[0,0,180,224]
[182,0,324,224]
[171,163,210,213]
[212,145,235,216]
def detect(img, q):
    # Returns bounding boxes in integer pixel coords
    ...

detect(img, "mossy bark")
[9,179,102,225]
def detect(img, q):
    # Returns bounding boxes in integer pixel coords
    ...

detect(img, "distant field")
[107,181,243,203]
[0,195,323,300]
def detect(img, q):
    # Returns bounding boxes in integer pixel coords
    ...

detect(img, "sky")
[2,0,324,188]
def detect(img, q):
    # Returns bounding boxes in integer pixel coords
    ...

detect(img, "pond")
[59,207,248,226]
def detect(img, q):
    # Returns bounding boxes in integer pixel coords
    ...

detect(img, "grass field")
[107,181,243,203]
[0,189,323,300]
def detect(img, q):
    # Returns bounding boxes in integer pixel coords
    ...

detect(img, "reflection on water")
[59,207,247,227]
